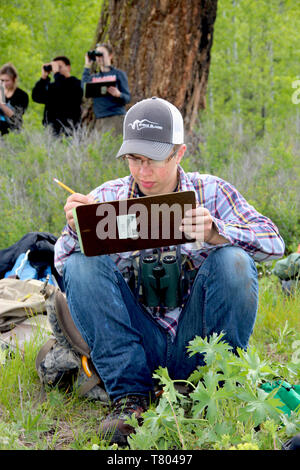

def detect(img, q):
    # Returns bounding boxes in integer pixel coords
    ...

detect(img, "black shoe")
[99,395,149,445]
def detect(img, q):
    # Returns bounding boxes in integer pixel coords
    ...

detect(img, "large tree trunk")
[84,0,218,134]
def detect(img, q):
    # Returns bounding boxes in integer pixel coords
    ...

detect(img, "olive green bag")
[272,253,300,280]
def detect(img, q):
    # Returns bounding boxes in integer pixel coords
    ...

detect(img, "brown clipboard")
[72,191,196,256]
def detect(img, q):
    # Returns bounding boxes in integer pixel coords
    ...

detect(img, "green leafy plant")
[127,333,300,450]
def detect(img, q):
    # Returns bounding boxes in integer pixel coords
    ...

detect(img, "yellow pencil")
[53,177,75,194]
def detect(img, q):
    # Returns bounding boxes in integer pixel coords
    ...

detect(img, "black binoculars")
[43,64,52,72]
[87,50,103,61]
[141,254,181,308]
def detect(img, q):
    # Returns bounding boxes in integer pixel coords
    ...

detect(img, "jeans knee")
[63,252,114,287]
[209,246,257,291]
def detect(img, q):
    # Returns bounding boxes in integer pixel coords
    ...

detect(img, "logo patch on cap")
[128,119,163,131]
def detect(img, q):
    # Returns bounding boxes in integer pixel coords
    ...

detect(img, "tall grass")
[190,114,300,253]
[0,126,124,249]
[1,116,299,251]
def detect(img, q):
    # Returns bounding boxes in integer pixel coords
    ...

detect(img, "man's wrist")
[206,223,228,245]
[66,223,78,240]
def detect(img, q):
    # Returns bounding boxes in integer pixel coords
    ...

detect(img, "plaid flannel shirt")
[54,165,285,338]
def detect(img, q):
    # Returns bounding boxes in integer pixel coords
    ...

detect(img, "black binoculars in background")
[87,50,103,61]
[141,254,181,308]
[43,64,52,72]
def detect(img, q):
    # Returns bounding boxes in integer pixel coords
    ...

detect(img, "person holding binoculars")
[82,43,131,135]
[54,97,284,445]
[32,56,83,136]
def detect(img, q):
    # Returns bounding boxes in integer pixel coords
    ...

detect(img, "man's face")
[53,60,70,77]
[126,146,185,196]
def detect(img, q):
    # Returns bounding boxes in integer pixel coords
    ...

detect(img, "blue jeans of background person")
[63,246,258,402]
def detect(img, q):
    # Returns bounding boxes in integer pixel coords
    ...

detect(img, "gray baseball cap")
[116,97,184,161]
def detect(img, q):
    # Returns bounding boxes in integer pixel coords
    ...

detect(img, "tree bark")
[84,0,218,133]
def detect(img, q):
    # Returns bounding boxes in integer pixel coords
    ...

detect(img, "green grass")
[0,275,299,450]
[1,117,300,253]
[0,327,106,450]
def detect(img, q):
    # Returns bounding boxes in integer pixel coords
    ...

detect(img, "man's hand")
[41,64,51,79]
[85,53,92,68]
[0,84,5,104]
[180,205,228,245]
[107,86,121,98]
[64,193,95,232]
[0,84,14,117]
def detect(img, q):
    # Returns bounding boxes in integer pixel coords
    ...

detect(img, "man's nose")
[139,161,153,174]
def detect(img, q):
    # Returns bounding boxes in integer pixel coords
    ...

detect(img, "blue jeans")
[63,246,258,401]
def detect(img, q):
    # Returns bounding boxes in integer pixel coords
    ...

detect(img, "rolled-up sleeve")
[212,179,285,261]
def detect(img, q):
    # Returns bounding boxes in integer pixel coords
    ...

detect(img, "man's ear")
[176,144,187,164]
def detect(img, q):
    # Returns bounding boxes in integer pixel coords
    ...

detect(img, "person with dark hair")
[82,43,131,135]
[0,63,29,135]
[32,56,83,136]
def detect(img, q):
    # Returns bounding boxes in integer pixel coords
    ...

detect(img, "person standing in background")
[82,43,131,135]
[32,56,83,136]
[0,63,29,136]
